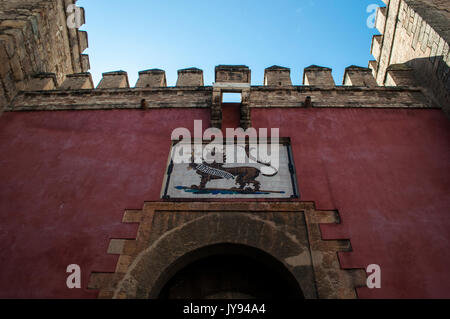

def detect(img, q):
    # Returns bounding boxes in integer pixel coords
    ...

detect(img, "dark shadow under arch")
[154,243,304,299]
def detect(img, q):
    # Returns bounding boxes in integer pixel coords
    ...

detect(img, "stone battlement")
[7,65,430,113]
[1,0,447,117]
[17,63,424,91]
[0,0,89,110]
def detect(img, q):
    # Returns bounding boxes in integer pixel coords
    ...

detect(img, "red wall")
[0,107,449,298]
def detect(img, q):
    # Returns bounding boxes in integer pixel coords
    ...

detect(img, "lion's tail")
[253,157,278,177]
[260,165,278,177]
[238,145,279,177]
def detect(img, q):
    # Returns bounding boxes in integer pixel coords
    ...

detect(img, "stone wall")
[0,0,89,111]
[370,0,449,116]
[5,65,431,112]
[0,106,448,298]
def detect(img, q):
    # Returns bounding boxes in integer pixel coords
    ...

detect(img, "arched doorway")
[157,244,304,299]
[89,203,364,299]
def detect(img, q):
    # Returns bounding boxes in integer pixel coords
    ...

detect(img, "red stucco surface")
[0,107,449,298]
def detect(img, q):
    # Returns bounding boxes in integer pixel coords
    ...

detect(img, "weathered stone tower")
[370,0,449,115]
[0,0,449,299]
[0,0,89,111]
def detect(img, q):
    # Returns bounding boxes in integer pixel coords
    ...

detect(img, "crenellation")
[0,1,446,115]
[385,63,417,86]
[2,64,433,96]
[77,5,86,26]
[97,71,130,89]
[215,65,251,84]
[343,66,378,87]
[303,65,335,87]
[368,60,378,77]
[375,6,387,34]
[264,66,292,87]
[176,68,204,87]
[59,72,93,90]
[371,35,383,62]
[80,54,90,72]
[26,72,57,91]
[136,69,167,88]
[78,30,88,52]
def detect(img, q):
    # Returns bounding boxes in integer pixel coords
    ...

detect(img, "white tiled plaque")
[162,142,298,199]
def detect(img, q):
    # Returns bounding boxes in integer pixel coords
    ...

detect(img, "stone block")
[264,66,292,86]
[375,6,387,33]
[385,64,417,86]
[26,73,57,91]
[176,68,204,87]
[59,73,94,90]
[371,35,383,61]
[78,30,88,52]
[136,69,167,88]
[343,66,377,87]
[80,54,90,72]
[215,65,251,84]
[368,60,378,78]
[303,65,335,86]
[97,71,130,89]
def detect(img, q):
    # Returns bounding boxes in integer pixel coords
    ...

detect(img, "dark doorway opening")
[158,244,304,299]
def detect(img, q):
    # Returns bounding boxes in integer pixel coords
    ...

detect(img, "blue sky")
[78,0,384,90]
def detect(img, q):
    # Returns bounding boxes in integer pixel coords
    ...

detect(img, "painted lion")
[188,146,278,192]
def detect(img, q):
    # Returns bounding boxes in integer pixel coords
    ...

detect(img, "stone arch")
[155,243,305,299]
[88,202,365,299]
[113,212,317,299]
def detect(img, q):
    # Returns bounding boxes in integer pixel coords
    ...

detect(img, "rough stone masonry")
[0,0,89,111]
